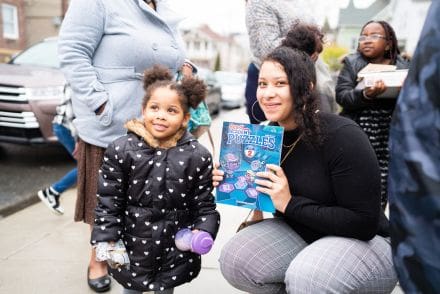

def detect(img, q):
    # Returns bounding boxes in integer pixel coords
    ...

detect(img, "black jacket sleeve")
[284,124,381,241]
[189,148,220,239]
[91,140,128,244]
[335,57,371,112]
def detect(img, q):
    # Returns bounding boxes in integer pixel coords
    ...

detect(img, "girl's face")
[143,87,190,142]
[257,61,296,130]
[358,22,390,60]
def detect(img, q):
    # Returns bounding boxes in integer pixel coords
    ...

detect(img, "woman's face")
[143,87,189,142]
[257,61,296,129]
[358,22,389,60]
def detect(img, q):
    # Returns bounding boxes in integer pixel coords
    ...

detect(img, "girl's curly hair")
[142,65,207,113]
[263,47,322,145]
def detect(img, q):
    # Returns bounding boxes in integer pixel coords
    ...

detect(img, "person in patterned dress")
[336,20,410,209]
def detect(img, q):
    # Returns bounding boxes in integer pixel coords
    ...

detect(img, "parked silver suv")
[0,37,67,144]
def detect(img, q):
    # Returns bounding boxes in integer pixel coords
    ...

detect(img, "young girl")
[91,65,220,294]
[336,20,410,208]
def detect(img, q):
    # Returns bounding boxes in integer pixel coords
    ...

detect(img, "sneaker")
[37,187,64,215]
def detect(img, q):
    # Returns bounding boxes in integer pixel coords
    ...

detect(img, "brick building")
[0,0,26,61]
[24,0,69,47]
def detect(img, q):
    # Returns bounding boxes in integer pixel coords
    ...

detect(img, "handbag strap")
[207,128,215,159]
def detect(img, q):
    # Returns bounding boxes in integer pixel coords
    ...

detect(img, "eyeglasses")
[358,34,387,42]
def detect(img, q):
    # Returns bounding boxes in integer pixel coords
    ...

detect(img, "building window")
[2,4,19,40]
[194,41,200,51]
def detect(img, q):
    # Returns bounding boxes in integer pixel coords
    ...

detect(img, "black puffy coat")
[336,52,410,121]
[91,120,220,292]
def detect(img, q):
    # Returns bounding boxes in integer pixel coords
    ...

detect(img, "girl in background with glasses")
[335,20,410,209]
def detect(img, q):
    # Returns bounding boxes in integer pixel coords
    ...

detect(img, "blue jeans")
[52,123,77,194]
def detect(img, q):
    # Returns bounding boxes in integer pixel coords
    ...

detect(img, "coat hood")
[124,119,193,149]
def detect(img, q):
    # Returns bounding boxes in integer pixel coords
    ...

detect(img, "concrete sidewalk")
[0,190,404,294]
[0,188,250,293]
[0,106,402,293]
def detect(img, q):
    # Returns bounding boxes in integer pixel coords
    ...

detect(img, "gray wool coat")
[58,0,186,148]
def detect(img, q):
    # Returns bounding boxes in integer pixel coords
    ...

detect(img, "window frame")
[2,3,19,40]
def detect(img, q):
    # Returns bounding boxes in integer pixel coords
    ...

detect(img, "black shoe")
[87,267,111,293]
[37,187,64,215]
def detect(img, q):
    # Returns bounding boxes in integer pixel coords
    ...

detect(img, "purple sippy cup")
[175,228,213,255]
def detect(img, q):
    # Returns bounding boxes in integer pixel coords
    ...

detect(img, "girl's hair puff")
[142,65,207,113]
[143,64,173,92]
[180,77,207,109]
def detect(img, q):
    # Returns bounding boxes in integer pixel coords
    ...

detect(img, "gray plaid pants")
[122,288,173,294]
[219,218,397,294]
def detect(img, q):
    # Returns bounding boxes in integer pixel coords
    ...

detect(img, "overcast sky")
[168,0,376,35]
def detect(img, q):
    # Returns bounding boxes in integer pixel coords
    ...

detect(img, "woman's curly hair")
[263,47,322,145]
[142,64,207,113]
[281,21,324,56]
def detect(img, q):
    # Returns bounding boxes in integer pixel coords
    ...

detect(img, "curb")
[0,193,39,219]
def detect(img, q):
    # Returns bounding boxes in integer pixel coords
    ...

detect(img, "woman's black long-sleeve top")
[276,112,388,243]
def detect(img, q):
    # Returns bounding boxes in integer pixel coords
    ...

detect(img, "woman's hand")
[212,162,224,187]
[363,79,387,99]
[72,142,79,160]
[250,210,263,222]
[255,164,292,213]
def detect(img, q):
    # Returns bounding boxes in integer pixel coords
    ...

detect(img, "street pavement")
[0,107,402,293]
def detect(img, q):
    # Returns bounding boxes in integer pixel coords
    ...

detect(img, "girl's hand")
[181,62,194,78]
[212,162,224,187]
[255,164,292,213]
[364,79,387,99]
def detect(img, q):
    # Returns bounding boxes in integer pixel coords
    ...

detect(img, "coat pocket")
[124,233,154,270]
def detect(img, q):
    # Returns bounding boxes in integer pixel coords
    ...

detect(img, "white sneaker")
[37,187,64,215]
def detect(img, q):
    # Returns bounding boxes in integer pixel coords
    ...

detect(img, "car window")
[215,71,246,85]
[11,40,59,68]
[198,68,217,85]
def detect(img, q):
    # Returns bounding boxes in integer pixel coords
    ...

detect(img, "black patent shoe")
[87,267,111,293]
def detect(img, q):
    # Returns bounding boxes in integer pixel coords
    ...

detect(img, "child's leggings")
[122,288,174,294]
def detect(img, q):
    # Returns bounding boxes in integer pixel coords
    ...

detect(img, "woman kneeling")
[212,47,397,293]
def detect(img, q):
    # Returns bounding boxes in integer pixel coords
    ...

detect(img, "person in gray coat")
[58,0,191,291]
[244,0,337,123]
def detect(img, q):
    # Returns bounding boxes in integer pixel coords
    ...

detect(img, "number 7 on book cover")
[216,122,284,213]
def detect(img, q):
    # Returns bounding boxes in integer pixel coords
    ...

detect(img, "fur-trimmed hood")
[124,119,193,149]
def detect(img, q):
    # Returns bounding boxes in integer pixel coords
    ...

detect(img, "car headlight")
[26,86,64,100]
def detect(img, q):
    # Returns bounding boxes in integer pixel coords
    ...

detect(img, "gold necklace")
[283,135,300,148]
[281,134,303,165]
